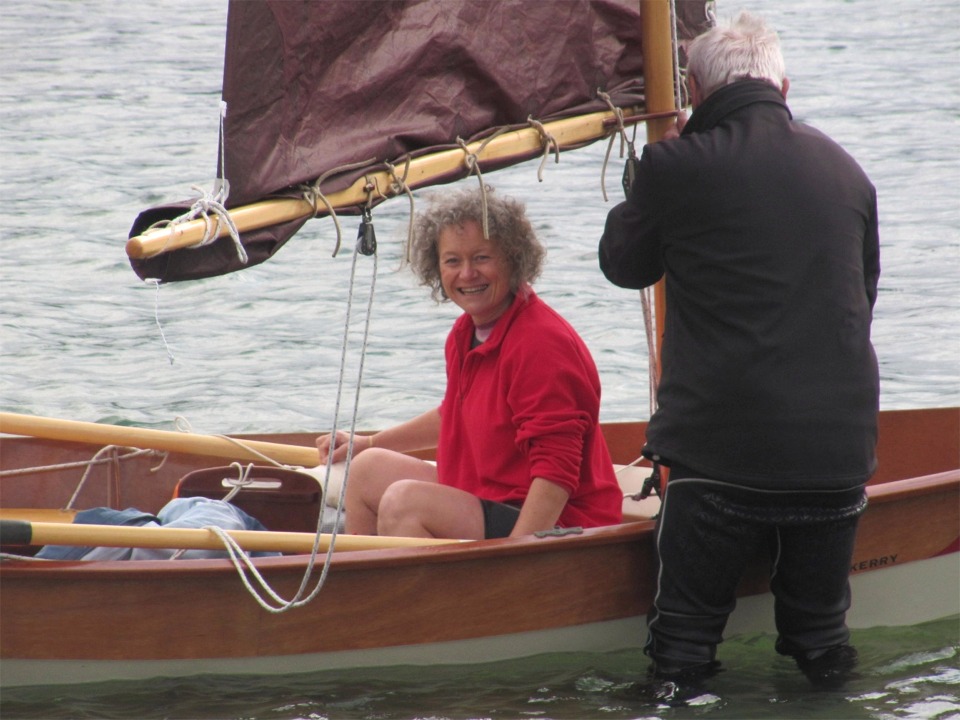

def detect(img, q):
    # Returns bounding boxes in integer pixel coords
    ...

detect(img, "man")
[599,11,880,689]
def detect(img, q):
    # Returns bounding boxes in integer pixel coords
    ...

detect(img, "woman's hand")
[316,431,374,465]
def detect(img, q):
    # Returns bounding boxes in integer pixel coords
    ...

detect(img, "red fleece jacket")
[437,289,622,528]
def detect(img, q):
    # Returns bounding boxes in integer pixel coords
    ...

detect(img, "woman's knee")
[376,480,427,531]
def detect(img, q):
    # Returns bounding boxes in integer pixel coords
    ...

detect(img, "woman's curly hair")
[410,186,546,302]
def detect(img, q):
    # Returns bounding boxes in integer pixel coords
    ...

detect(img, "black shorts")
[480,499,522,539]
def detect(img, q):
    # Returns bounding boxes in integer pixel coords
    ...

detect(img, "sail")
[128,0,712,283]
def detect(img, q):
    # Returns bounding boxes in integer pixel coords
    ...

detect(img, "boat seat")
[174,466,322,533]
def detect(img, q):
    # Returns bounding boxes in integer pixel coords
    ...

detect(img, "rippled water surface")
[3,617,958,720]
[1,0,958,718]
[1,0,957,435]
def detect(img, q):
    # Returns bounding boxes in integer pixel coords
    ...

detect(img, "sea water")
[0,0,958,718]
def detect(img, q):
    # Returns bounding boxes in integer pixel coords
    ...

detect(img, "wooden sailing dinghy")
[0,409,957,688]
[1,0,957,689]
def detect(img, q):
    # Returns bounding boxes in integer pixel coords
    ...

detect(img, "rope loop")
[300,156,377,257]
[597,90,637,202]
[526,116,560,182]
[384,158,416,263]
[456,136,498,238]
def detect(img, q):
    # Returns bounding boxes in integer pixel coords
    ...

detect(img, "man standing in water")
[599,11,880,692]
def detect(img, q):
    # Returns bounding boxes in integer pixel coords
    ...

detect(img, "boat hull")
[1,408,957,688]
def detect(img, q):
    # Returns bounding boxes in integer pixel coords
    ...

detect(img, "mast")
[640,0,678,377]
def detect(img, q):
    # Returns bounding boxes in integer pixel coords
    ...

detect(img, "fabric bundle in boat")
[34,497,280,561]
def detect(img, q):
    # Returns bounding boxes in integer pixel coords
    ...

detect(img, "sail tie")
[526,116,560,182]
[384,158,416,263]
[597,90,639,203]
[301,156,378,257]
[457,128,507,238]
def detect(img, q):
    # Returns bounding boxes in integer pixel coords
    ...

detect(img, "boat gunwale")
[0,518,656,577]
[1,469,955,578]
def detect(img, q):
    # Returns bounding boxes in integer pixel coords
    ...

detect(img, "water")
[0,0,958,718]
[2,617,958,719]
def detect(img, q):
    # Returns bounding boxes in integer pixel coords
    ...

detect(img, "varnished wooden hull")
[1,408,957,687]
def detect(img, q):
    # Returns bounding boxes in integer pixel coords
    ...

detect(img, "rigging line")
[218,222,379,613]
[641,286,659,415]
[669,0,684,112]
[170,415,292,470]
[0,448,162,478]
[64,445,120,511]
[526,116,561,182]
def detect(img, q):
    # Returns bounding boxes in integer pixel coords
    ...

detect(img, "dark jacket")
[599,80,880,490]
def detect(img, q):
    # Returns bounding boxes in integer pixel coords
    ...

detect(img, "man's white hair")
[686,11,786,99]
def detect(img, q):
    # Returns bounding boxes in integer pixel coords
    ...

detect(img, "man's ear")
[781,77,790,99]
[688,74,703,107]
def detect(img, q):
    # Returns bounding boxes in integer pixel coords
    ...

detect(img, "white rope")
[146,278,176,365]
[203,232,379,613]
[146,102,247,264]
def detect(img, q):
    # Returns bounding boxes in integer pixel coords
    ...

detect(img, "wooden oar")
[0,412,319,467]
[0,519,462,554]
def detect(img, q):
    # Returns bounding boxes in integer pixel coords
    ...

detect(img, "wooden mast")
[640,0,678,375]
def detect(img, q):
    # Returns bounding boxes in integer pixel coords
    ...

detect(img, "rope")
[301,156,378,257]
[144,103,246,264]
[146,278,176,365]
[526,116,560,182]
[597,90,636,202]
[669,0,684,112]
[456,129,508,238]
[0,448,164,478]
[171,416,291,470]
[384,158,416,263]
[198,218,380,613]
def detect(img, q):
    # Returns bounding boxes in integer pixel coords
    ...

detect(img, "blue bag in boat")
[35,498,280,561]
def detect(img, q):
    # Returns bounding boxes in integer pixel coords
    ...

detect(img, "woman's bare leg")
[343,448,437,534]
[378,480,486,539]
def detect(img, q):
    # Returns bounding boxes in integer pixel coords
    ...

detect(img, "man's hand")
[662,110,689,140]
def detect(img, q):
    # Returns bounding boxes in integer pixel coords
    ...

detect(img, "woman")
[318,186,622,539]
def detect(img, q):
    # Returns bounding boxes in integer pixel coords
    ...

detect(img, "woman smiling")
[317,187,622,539]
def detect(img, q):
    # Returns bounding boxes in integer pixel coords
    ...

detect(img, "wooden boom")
[125,107,678,260]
